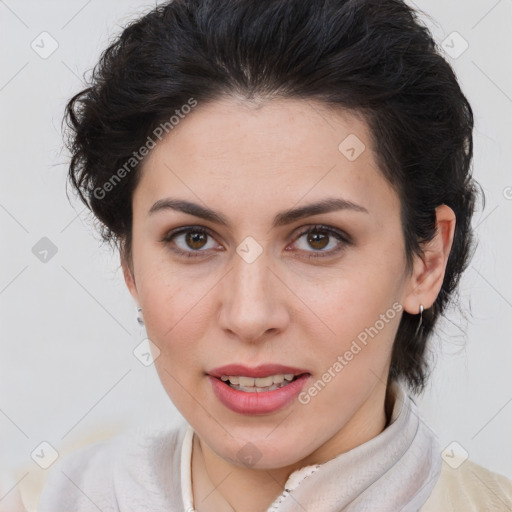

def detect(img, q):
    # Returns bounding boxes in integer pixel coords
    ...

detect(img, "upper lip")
[208,364,310,378]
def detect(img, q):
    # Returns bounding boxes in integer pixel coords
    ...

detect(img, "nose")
[217,249,290,344]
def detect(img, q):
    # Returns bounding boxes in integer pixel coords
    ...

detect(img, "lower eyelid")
[291,238,345,258]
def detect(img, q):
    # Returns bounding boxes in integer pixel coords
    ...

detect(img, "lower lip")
[209,374,310,415]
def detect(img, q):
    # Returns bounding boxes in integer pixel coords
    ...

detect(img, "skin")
[122,97,455,511]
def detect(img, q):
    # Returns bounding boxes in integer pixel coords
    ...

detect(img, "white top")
[37,381,512,511]
[180,426,195,512]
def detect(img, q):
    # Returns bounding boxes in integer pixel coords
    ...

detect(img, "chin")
[209,428,320,471]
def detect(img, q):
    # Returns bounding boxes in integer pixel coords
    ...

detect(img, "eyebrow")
[148,197,369,228]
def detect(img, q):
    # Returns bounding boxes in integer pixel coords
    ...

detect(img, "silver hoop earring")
[414,304,424,337]
[136,307,144,326]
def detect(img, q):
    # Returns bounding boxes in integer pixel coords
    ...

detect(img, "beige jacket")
[421,458,512,511]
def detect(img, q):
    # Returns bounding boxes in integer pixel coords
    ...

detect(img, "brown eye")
[161,226,219,257]
[185,231,208,250]
[290,225,351,258]
[306,231,329,251]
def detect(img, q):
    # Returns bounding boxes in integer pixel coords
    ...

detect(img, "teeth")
[219,373,300,390]
[254,376,274,387]
[238,376,255,387]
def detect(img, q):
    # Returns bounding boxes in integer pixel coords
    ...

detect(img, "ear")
[402,204,456,314]
[120,250,139,304]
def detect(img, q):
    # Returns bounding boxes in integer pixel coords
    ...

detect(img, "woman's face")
[123,97,422,469]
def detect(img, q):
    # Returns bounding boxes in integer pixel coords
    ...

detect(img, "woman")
[38,0,512,510]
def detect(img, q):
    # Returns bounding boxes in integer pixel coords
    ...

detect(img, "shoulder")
[421,458,512,511]
[37,421,189,512]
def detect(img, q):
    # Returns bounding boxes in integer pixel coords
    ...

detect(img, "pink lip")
[208,363,310,378]
[207,364,311,415]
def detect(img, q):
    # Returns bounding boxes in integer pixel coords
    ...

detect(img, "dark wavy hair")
[64,0,481,394]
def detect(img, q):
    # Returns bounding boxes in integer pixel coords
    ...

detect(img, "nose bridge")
[234,249,268,298]
[219,245,287,341]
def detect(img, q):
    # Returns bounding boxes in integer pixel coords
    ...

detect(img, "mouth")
[207,364,311,414]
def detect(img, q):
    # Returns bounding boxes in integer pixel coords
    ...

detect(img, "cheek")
[141,282,207,353]
[296,263,402,367]
[138,271,211,412]
[302,279,400,410]
[134,243,205,331]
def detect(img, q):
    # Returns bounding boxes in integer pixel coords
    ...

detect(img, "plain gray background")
[1,0,511,507]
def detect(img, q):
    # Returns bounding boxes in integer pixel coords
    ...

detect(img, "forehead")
[135,97,399,223]
[144,97,374,171]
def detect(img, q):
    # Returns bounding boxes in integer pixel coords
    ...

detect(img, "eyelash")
[161,224,352,259]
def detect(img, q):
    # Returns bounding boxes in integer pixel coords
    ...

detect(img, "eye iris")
[308,231,329,250]
[186,231,207,250]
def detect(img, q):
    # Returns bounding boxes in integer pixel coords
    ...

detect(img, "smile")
[208,364,311,414]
